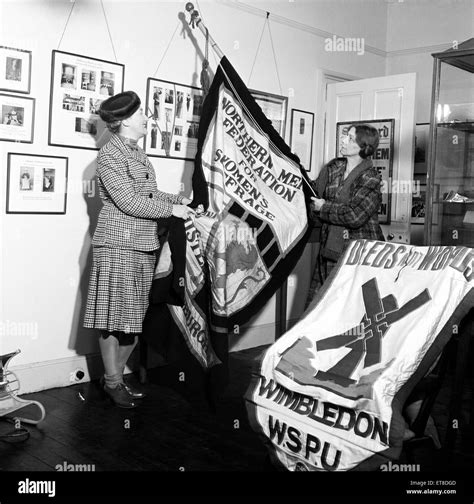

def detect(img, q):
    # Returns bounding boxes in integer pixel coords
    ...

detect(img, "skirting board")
[8,321,294,394]
[7,348,165,394]
[9,353,114,395]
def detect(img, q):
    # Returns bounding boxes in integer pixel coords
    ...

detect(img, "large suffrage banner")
[191,56,312,332]
[246,239,474,470]
[145,57,312,370]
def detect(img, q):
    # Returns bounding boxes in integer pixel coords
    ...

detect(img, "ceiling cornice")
[218,1,451,58]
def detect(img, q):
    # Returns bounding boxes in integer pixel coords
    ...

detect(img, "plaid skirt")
[83,246,157,334]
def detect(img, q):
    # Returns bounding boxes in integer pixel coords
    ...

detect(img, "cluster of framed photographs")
[3,47,309,212]
[0,46,35,144]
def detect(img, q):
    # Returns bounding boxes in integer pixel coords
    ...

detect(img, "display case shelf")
[437,121,474,133]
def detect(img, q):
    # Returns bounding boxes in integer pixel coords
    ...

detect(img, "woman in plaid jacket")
[306,124,384,304]
[84,91,194,408]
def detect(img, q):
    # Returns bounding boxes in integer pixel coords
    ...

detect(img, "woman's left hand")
[311,197,326,212]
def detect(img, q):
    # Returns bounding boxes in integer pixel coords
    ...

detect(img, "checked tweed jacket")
[92,134,184,251]
[312,157,384,260]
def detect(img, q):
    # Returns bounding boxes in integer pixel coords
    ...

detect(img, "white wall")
[386,0,474,123]
[1,0,389,391]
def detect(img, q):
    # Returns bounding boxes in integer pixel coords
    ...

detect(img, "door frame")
[314,69,360,178]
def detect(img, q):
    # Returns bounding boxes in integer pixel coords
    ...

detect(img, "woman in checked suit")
[84,91,194,408]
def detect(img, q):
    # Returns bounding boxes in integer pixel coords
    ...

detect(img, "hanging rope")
[57,0,77,50]
[192,0,211,97]
[248,13,268,86]
[100,0,118,63]
[204,27,209,63]
[200,27,211,97]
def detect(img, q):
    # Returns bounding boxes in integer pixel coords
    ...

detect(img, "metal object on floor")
[0,349,46,425]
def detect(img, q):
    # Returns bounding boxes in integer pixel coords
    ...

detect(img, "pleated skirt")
[83,247,156,334]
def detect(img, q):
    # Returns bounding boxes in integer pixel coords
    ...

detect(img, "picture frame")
[250,89,288,139]
[289,109,314,171]
[6,153,68,214]
[0,93,35,143]
[411,183,439,225]
[48,50,124,150]
[0,46,32,94]
[336,119,395,225]
[144,78,203,161]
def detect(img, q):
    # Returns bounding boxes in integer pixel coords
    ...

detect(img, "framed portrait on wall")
[289,109,314,171]
[0,46,32,94]
[336,118,395,225]
[0,93,35,143]
[6,153,68,214]
[144,78,203,161]
[250,89,288,139]
[48,50,125,150]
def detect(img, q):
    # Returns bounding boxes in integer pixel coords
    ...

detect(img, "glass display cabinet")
[426,38,474,246]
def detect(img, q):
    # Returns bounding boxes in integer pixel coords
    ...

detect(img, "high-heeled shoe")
[99,376,146,400]
[123,381,147,399]
[103,383,138,409]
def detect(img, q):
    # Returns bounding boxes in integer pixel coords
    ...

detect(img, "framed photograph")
[250,89,288,139]
[48,50,124,150]
[144,78,203,161]
[6,153,68,214]
[0,93,35,143]
[414,123,429,175]
[289,109,314,171]
[0,46,32,94]
[336,118,395,225]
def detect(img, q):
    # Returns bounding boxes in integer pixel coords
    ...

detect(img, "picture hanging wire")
[247,11,283,96]
[56,0,77,50]
[56,0,119,63]
[151,21,182,78]
[100,0,119,63]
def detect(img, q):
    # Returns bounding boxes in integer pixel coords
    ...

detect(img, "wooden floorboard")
[1,344,472,473]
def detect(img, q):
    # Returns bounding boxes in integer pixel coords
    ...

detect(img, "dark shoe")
[103,383,138,409]
[123,381,147,399]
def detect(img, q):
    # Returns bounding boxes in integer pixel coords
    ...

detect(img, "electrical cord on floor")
[0,417,30,443]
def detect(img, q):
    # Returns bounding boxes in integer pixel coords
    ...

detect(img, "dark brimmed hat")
[99,91,141,123]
